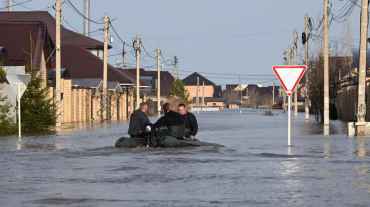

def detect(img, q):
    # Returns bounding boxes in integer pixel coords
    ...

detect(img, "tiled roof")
[0,22,53,69]
[60,45,150,86]
[0,11,109,49]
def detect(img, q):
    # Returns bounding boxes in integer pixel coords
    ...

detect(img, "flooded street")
[1,108,370,206]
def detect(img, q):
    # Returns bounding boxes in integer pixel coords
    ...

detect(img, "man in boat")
[128,102,150,138]
[151,103,184,139]
[178,103,198,140]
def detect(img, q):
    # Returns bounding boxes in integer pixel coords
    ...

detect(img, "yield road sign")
[272,66,307,96]
[6,75,31,98]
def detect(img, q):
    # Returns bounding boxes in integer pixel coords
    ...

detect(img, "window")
[91,49,97,56]
[212,103,216,106]
[99,49,104,60]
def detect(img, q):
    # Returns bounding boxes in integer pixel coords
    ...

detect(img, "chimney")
[84,0,90,37]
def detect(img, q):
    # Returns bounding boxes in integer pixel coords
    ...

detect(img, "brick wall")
[51,82,128,125]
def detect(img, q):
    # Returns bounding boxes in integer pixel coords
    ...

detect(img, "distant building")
[182,72,223,106]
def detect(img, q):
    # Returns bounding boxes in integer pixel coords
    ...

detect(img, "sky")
[6,0,363,87]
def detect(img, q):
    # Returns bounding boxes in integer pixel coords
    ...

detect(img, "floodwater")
[1,109,370,207]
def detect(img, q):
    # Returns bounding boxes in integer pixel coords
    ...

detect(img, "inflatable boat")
[115,136,202,148]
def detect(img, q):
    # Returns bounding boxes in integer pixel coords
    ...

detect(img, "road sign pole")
[17,83,21,138]
[288,95,291,146]
[272,65,307,146]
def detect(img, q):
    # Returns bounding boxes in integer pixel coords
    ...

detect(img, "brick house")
[182,72,223,106]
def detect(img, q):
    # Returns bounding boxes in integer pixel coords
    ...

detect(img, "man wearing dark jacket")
[178,103,198,140]
[128,102,150,138]
[152,103,184,138]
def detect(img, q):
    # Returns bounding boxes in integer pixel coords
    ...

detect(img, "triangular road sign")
[272,66,306,96]
[6,75,31,98]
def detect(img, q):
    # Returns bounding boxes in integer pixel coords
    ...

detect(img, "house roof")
[183,72,215,86]
[226,84,238,91]
[192,97,225,103]
[0,11,110,49]
[0,22,54,69]
[145,70,175,81]
[71,78,123,93]
[225,101,241,105]
[125,68,150,76]
[59,45,150,86]
[71,78,101,88]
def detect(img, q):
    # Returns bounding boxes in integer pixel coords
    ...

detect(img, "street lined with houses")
[1,0,370,206]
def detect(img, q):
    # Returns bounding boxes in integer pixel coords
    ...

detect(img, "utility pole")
[283,50,287,112]
[157,47,161,116]
[324,0,329,126]
[122,43,125,69]
[8,0,13,11]
[196,77,199,107]
[239,75,242,101]
[103,13,109,121]
[305,14,310,120]
[136,36,141,110]
[202,81,205,106]
[174,55,178,79]
[273,82,275,105]
[294,29,298,117]
[288,46,291,110]
[84,0,90,37]
[55,0,62,128]
[356,0,369,135]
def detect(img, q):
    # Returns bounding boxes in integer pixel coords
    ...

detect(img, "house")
[145,70,175,99]
[183,72,216,99]
[0,11,110,59]
[0,12,150,124]
[0,22,54,87]
[183,72,226,106]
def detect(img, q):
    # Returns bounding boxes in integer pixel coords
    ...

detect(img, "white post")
[17,83,21,138]
[288,95,291,146]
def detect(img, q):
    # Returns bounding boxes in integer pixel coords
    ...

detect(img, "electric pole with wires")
[288,45,291,110]
[122,43,125,69]
[356,0,369,135]
[174,55,178,79]
[294,29,298,117]
[283,50,287,112]
[239,75,242,102]
[56,0,62,127]
[305,14,310,121]
[324,0,329,127]
[103,13,109,121]
[136,36,141,110]
[157,47,161,116]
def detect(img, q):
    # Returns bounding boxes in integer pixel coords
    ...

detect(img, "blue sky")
[8,0,362,87]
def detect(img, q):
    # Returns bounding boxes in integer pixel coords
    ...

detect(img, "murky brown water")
[1,109,370,206]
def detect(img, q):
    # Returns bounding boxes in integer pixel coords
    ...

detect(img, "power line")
[0,0,32,10]
[67,1,104,24]
[128,29,302,40]
[179,44,289,60]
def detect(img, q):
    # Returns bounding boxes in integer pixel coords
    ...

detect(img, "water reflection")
[323,126,330,135]
[352,137,370,202]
